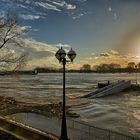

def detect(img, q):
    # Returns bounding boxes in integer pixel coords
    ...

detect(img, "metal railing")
[66,118,140,140]
[6,114,140,140]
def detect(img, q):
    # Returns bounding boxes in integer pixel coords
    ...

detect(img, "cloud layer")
[0,0,85,20]
[7,37,72,69]
[0,0,86,69]
[78,49,140,69]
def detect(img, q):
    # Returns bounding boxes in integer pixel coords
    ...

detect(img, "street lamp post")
[135,64,138,85]
[55,47,76,140]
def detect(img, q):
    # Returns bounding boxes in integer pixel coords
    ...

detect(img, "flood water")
[1,73,140,136]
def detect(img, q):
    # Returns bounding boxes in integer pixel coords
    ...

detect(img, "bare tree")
[80,64,91,71]
[95,63,121,72]
[0,13,28,71]
[137,62,140,69]
[127,62,135,69]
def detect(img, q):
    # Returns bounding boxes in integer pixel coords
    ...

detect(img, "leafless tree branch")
[0,12,29,71]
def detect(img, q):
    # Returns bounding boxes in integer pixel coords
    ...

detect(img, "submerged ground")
[0,73,140,137]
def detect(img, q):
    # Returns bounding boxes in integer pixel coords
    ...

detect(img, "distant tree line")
[80,62,140,73]
[34,67,64,73]
[33,62,140,73]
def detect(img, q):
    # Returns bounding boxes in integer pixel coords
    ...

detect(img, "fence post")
[89,126,90,136]
[108,130,111,140]
[72,120,74,128]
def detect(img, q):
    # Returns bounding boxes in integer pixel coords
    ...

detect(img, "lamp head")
[67,48,76,62]
[55,47,66,62]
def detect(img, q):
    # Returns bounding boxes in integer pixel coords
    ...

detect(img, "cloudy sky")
[1,0,140,69]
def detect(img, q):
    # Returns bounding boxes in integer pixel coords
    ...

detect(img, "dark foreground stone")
[0,130,19,140]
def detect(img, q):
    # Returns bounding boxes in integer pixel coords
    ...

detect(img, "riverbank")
[0,96,79,118]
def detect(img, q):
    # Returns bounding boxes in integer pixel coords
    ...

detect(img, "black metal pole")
[136,68,138,85]
[60,58,69,140]
[135,65,138,85]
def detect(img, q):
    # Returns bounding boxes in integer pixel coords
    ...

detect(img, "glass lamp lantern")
[55,47,66,62]
[67,48,77,62]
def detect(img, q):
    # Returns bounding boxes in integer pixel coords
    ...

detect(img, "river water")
[1,73,140,136]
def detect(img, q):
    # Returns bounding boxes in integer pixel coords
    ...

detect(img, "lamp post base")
[59,138,70,140]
